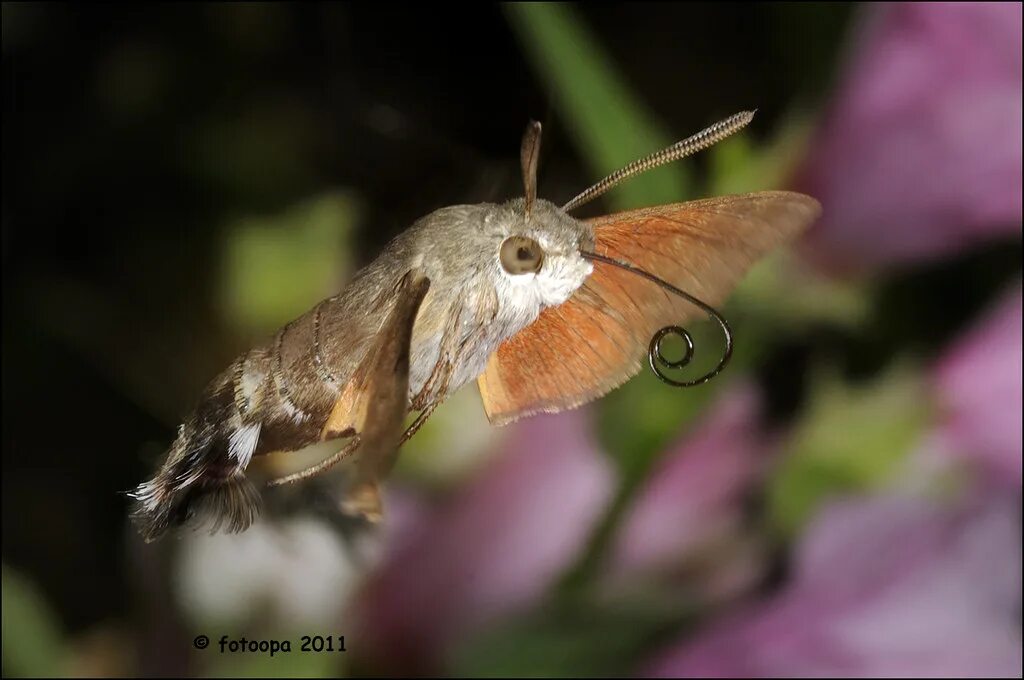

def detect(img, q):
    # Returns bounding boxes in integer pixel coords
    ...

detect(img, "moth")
[130,111,821,541]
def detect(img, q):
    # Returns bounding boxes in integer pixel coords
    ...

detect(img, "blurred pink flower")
[799,2,1022,272]
[351,409,615,673]
[604,385,772,601]
[931,282,1022,488]
[642,493,1022,678]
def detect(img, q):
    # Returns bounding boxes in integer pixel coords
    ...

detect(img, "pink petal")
[932,282,1023,488]
[606,385,767,577]
[799,2,1022,272]
[642,493,1022,677]
[353,409,615,672]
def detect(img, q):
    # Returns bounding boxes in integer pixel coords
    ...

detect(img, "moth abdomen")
[267,301,363,427]
[129,373,263,542]
[130,303,366,541]
[129,455,262,544]
[129,455,261,542]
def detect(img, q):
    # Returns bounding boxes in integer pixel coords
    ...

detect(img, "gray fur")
[130,197,595,541]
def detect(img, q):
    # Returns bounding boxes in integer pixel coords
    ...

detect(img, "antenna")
[521,120,542,217]
[562,110,756,212]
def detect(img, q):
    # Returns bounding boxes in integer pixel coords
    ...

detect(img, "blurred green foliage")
[221,192,358,335]
[451,602,678,678]
[766,366,930,536]
[205,651,338,679]
[2,566,66,677]
[505,3,690,212]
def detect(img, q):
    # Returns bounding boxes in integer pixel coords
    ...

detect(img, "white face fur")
[406,198,595,400]
[494,230,593,313]
[486,198,594,326]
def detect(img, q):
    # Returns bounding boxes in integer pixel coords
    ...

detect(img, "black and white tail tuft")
[128,425,262,542]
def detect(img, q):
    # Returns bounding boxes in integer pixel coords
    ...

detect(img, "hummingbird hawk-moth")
[129,111,821,541]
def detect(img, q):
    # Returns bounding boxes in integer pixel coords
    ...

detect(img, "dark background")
[3,3,1019,677]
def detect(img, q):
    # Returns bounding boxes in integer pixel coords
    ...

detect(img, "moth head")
[483,197,594,308]
[477,120,594,308]
[476,111,760,311]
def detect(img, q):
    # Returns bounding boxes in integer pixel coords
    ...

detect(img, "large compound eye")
[499,235,544,275]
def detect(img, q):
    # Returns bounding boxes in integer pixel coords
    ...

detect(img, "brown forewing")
[321,271,431,443]
[477,191,822,425]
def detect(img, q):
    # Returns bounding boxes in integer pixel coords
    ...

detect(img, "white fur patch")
[494,248,593,324]
[228,422,262,468]
[239,364,265,408]
[279,398,311,424]
[130,480,163,512]
[174,465,208,492]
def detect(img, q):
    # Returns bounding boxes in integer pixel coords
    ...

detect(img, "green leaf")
[450,601,682,678]
[766,366,930,536]
[505,2,691,210]
[733,251,872,331]
[220,191,358,335]
[2,565,66,677]
[708,111,814,196]
[205,648,341,679]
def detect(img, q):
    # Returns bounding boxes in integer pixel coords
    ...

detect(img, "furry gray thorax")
[129,196,595,539]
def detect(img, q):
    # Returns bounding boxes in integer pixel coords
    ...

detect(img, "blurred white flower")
[175,516,367,630]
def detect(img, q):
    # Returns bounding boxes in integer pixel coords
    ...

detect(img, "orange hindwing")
[477,191,821,425]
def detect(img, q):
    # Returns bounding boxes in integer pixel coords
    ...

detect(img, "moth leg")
[266,435,362,488]
[265,271,431,494]
[403,346,457,445]
[399,400,440,448]
[286,349,451,492]
[410,360,446,411]
[397,318,488,454]
[398,290,467,444]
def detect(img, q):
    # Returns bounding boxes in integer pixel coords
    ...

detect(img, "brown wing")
[265,270,430,498]
[341,270,431,521]
[477,191,821,425]
[321,270,431,444]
